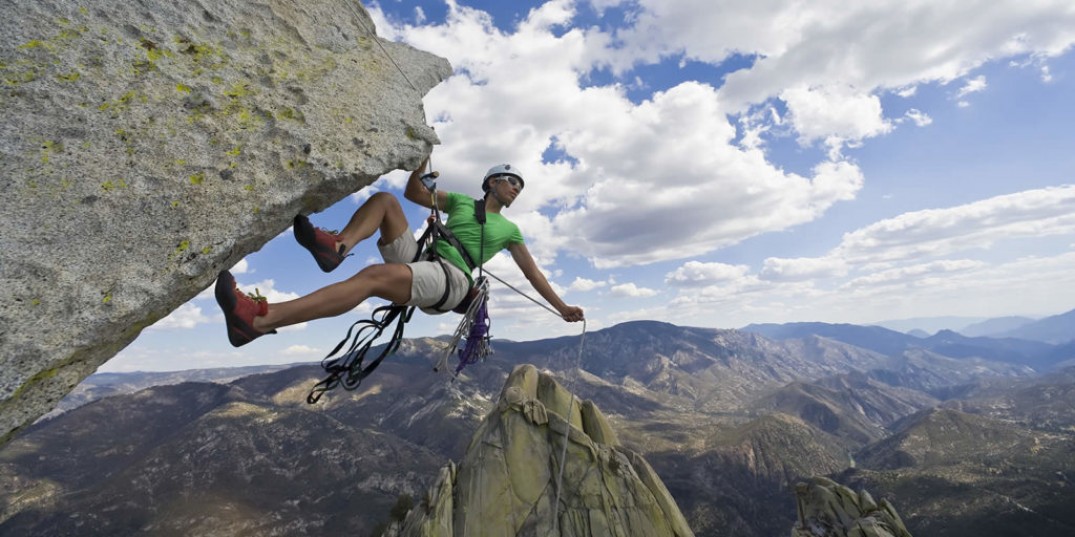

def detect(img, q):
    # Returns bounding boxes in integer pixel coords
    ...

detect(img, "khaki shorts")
[379,231,470,314]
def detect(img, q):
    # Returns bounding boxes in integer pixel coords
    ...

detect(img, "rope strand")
[482,269,563,317]
[478,267,587,534]
[345,0,420,92]
[552,319,585,533]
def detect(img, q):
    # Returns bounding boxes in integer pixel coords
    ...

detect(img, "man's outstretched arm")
[508,242,584,322]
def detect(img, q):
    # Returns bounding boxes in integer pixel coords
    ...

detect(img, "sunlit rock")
[389,364,694,537]
[792,476,911,537]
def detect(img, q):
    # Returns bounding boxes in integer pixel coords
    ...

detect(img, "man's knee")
[354,263,412,303]
[370,191,408,244]
[369,191,401,210]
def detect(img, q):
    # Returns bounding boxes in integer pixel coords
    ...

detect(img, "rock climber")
[214,159,584,347]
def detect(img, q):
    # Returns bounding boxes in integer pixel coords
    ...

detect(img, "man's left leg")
[253,263,412,332]
[216,262,413,347]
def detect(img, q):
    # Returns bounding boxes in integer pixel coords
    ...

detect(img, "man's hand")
[560,305,584,322]
[404,157,444,209]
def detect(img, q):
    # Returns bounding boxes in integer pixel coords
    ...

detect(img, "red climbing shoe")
[294,214,345,272]
[215,270,275,347]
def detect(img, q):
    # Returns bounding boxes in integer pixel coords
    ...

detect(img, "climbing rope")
[475,268,588,532]
[482,269,564,318]
[552,319,585,533]
[344,1,421,93]
[306,304,413,403]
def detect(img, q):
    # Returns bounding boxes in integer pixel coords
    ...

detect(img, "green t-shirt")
[434,192,524,282]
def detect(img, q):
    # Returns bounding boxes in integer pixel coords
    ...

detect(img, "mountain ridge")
[9,320,1074,536]
[993,307,1075,344]
[741,321,1063,370]
[53,318,1061,417]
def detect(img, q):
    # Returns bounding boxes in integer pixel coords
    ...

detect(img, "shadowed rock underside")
[0,0,452,444]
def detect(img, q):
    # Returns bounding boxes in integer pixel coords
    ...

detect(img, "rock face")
[0,0,451,444]
[389,364,695,537]
[791,477,911,537]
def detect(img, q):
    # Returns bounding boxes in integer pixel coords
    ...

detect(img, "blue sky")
[104,0,1075,372]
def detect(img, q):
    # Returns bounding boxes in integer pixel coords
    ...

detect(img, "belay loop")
[306,304,413,404]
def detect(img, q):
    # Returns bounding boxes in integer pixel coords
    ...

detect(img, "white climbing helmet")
[482,163,525,192]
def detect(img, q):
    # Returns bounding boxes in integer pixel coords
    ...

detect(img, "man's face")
[494,175,523,206]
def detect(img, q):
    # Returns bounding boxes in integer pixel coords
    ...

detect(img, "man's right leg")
[337,191,410,255]
[270,189,416,331]
[296,192,410,272]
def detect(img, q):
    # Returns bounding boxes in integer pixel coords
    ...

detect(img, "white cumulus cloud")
[904,108,932,127]
[835,185,1075,263]
[956,75,988,99]
[282,345,322,357]
[760,257,848,282]
[780,84,892,155]
[150,303,210,330]
[666,261,750,287]
[610,283,660,298]
[569,277,608,292]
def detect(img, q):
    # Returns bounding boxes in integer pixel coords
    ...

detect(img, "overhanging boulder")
[0,0,451,445]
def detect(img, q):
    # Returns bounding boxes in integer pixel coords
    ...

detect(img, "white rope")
[435,277,491,373]
[476,268,587,535]
[482,269,562,317]
[345,1,420,92]
[551,319,585,535]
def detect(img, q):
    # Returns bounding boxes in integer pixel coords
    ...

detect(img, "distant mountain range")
[3,320,1075,537]
[992,308,1075,343]
[741,320,1068,370]
[870,308,1075,344]
[871,315,992,334]
[43,365,297,419]
[957,316,1036,337]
